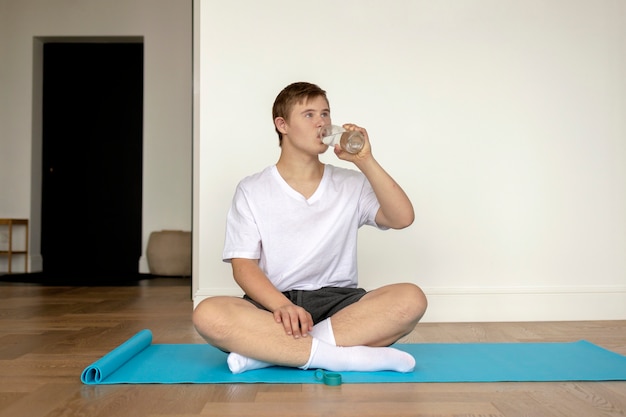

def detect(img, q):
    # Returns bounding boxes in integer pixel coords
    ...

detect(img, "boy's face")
[277,95,331,154]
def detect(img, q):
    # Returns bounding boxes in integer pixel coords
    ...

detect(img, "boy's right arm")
[231,258,313,338]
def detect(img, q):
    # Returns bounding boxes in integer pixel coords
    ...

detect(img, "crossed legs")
[192,283,427,372]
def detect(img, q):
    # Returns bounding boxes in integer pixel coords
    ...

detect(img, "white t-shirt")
[222,164,384,292]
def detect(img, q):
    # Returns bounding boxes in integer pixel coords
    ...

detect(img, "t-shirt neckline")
[271,164,330,204]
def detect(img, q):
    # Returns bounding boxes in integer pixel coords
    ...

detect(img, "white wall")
[0,0,192,273]
[194,0,626,322]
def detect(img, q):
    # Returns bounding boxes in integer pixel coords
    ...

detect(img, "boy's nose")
[316,118,329,127]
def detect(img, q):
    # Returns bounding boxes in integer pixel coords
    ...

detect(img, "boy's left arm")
[357,156,414,229]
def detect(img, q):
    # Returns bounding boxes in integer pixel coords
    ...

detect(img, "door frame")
[30,36,144,273]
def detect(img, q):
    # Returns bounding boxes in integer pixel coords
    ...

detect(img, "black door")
[42,42,143,279]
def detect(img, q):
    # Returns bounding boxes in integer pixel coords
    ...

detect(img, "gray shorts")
[243,287,367,324]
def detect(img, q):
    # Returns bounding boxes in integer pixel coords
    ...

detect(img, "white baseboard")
[192,285,626,322]
[139,255,149,274]
[193,287,243,308]
[29,254,43,272]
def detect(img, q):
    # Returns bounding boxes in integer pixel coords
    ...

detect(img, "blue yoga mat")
[81,329,626,385]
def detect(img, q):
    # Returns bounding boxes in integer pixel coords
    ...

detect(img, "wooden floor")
[0,278,625,417]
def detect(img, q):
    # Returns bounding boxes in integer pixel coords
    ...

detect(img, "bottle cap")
[314,369,342,386]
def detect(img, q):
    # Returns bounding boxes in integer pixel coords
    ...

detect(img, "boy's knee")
[192,297,234,343]
[397,283,428,322]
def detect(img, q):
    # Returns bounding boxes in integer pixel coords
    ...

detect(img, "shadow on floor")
[0,272,191,287]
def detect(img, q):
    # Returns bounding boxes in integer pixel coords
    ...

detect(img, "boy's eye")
[304,112,313,118]
[321,112,329,118]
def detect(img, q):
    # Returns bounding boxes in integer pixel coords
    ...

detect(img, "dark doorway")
[41,42,143,279]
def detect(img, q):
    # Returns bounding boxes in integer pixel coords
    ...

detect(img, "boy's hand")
[273,303,314,339]
[333,123,371,162]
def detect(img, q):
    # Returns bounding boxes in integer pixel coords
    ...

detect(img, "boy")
[193,82,427,373]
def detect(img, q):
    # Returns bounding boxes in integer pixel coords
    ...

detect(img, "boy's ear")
[275,117,288,134]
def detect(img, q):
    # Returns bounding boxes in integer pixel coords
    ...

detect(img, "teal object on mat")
[81,329,626,385]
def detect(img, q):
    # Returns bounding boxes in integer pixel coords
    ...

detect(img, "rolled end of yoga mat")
[81,329,153,384]
[81,367,104,384]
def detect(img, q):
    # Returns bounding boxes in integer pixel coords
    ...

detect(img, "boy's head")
[272,82,329,146]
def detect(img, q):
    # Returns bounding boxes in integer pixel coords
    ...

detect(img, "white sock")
[309,317,336,345]
[227,318,336,374]
[227,352,270,374]
[301,338,415,373]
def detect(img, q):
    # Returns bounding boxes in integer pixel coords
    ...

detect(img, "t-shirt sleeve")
[358,177,389,230]
[222,184,262,262]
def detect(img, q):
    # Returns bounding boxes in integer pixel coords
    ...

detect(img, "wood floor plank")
[0,278,625,417]
[559,382,626,416]
[201,400,504,417]
[0,392,26,413]
[0,383,80,417]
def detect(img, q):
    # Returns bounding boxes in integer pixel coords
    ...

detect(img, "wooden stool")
[0,218,29,274]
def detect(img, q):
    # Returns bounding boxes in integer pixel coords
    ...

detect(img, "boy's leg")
[193,296,312,367]
[329,283,427,347]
